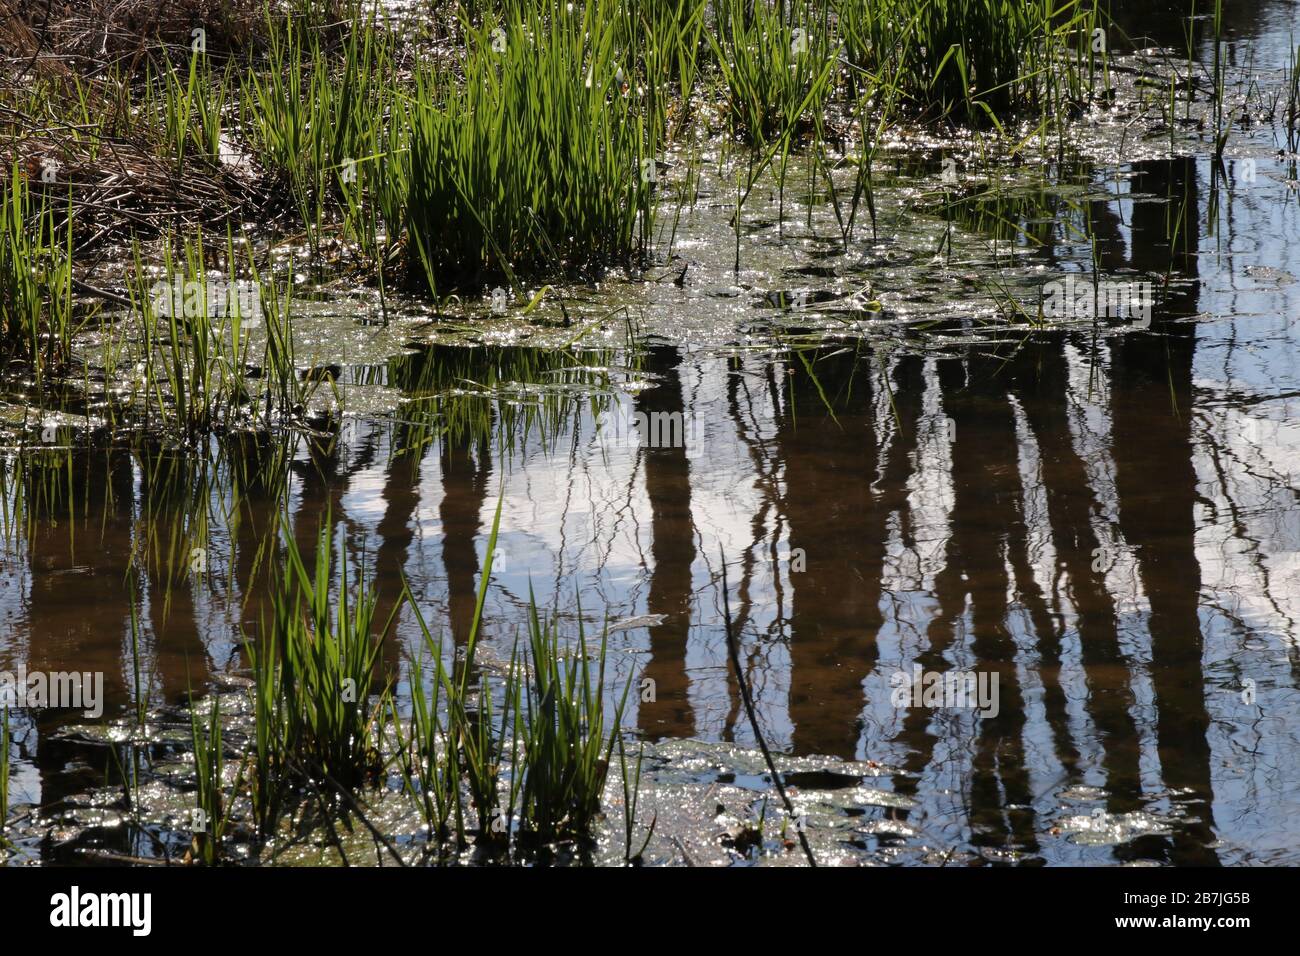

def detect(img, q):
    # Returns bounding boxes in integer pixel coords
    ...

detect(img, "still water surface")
[3,0,1300,865]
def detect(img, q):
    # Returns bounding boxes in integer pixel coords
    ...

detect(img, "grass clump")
[397,600,630,856]
[403,1,653,294]
[145,51,233,175]
[189,694,239,865]
[241,10,398,256]
[517,597,625,844]
[709,0,837,146]
[0,167,75,377]
[837,0,1102,123]
[248,516,395,812]
[390,632,460,846]
[394,499,632,858]
[123,229,314,440]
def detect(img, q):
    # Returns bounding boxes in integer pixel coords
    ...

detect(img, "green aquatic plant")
[1210,0,1229,159]
[0,166,75,377]
[390,624,460,848]
[403,1,651,294]
[242,7,398,257]
[253,515,395,792]
[131,233,237,437]
[616,0,707,139]
[391,495,635,855]
[243,511,400,850]
[837,0,1099,124]
[707,0,837,147]
[189,693,238,865]
[146,50,232,172]
[440,494,507,843]
[123,227,315,440]
[246,622,291,840]
[128,574,149,728]
[517,590,628,844]
[618,733,655,863]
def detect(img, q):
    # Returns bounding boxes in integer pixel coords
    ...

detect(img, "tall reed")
[250,516,395,793]
[0,167,74,377]
[189,694,235,865]
[403,0,651,294]
[518,595,627,843]
[708,0,837,146]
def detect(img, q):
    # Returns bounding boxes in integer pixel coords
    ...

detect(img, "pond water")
[2,0,1300,866]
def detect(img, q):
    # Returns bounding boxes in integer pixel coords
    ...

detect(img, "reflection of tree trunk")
[891,358,1039,853]
[372,422,425,680]
[636,345,696,739]
[289,432,347,574]
[138,450,208,706]
[721,363,776,742]
[878,355,925,561]
[1107,156,1218,865]
[1110,330,1218,864]
[439,430,490,652]
[227,433,288,657]
[945,359,1039,853]
[775,347,883,759]
[20,450,134,848]
[1008,340,1143,813]
[867,353,927,777]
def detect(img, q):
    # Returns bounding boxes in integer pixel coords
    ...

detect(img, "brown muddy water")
[3,1,1300,867]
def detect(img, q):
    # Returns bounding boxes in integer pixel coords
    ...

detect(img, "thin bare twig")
[718,547,817,867]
